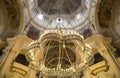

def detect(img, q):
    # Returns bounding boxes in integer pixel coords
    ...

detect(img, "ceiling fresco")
[38,0,81,14]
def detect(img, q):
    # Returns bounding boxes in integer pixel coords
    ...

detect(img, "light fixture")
[38,13,43,20]
[56,17,63,23]
[31,0,33,2]
[26,30,94,77]
[76,13,82,19]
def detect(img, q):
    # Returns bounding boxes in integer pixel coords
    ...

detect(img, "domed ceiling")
[97,0,120,39]
[38,0,81,15]
[0,0,21,40]
[28,0,91,29]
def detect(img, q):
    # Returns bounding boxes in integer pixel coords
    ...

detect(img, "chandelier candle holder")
[26,30,94,77]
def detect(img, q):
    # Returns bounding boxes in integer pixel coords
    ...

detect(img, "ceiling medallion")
[26,30,94,77]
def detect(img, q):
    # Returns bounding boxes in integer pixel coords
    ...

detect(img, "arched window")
[0,49,4,58]
[0,49,3,56]
[14,54,29,66]
[94,53,104,64]
[114,49,120,58]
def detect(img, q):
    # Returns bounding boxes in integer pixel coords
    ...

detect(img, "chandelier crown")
[26,30,94,77]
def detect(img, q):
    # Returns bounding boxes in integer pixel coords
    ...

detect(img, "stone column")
[29,69,37,78]
[98,37,120,78]
[0,35,32,78]
[83,68,92,78]
[85,35,120,78]
[0,41,16,78]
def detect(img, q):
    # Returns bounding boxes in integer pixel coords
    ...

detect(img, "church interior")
[0,0,120,78]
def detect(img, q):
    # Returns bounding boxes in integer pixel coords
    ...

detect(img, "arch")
[93,53,104,64]
[0,49,3,57]
[14,54,29,66]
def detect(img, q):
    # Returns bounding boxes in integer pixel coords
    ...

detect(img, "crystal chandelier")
[26,30,94,77]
